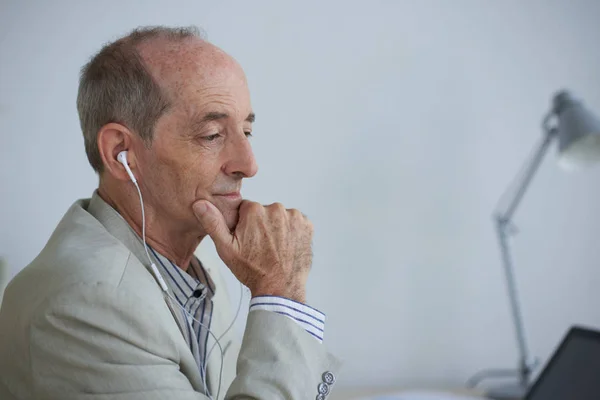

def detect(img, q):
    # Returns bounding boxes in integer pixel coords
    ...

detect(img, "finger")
[265,202,286,214]
[192,200,233,248]
[287,208,307,219]
[239,199,261,214]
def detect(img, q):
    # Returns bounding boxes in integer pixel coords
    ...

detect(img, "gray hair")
[76,26,203,173]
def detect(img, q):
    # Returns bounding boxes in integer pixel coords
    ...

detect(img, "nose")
[222,134,258,179]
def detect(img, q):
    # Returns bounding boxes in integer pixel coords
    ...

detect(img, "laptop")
[525,325,600,400]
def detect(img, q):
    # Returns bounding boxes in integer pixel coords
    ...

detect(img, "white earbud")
[117,151,137,184]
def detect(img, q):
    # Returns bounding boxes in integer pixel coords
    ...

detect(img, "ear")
[97,122,138,182]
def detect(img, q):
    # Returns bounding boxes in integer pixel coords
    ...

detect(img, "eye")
[244,131,253,138]
[203,133,221,142]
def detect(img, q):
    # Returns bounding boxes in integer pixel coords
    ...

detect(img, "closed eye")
[203,133,221,142]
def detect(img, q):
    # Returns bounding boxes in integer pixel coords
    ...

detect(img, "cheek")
[139,156,179,203]
[188,154,222,197]
[143,135,224,204]
[138,147,185,193]
[142,157,206,220]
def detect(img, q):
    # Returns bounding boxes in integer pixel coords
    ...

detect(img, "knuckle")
[266,202,286,218]
[243,201,262,214]
[289,208,302,219]
[271,202,285,212]
[239,200,251,211]
[204,221,218,235]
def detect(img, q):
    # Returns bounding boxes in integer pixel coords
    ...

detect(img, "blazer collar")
[86,190,156,271]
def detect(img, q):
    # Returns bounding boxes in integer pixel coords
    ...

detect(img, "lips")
[214,192,241,200]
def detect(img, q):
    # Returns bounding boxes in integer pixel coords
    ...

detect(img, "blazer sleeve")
[228,310,341,399]
[28,282,340,400]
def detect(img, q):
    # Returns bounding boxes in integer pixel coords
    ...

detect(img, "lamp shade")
[553,91,600,169]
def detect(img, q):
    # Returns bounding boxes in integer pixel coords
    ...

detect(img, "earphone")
[117,151,167,290]
[117,151,137,184]
[116,150,242,400]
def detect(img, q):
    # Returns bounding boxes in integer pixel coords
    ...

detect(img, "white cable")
[167,292,224,400]
[205,281,244,362]
[132,180,224,400]
[133,181,154,268]
[132,180,169,291]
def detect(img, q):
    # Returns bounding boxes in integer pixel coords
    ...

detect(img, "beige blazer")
[0,194,340,400]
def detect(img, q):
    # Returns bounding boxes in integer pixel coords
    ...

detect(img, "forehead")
[139,37,251,117]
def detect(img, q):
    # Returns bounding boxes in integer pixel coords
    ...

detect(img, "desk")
[329,387,488,400]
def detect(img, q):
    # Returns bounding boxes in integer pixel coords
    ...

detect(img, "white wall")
[2,0,600,391]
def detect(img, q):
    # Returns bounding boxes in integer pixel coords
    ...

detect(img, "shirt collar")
[150,247,215,306]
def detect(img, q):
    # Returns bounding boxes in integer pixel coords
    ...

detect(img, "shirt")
[148,247,326,376]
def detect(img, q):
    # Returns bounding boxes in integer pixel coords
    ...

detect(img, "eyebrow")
[197,111,255,124]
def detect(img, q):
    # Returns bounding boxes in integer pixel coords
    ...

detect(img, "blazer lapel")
[86,192,197,376]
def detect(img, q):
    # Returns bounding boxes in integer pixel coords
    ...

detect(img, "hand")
[193,200,313,303]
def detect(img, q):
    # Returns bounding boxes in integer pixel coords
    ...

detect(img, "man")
[0,26,339,400]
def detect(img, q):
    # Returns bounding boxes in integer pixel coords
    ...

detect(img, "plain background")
[1,0,600,392]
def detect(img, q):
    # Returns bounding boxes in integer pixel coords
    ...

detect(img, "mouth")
[214,192,242,201]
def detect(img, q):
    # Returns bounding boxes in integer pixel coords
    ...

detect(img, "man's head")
[77,26,258,233]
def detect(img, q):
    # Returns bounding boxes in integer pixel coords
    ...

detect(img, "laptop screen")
[527,326,600,400]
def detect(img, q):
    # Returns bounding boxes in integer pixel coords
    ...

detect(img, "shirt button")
[322,371,336,385]
[318,382,330,395]
[316,395,325,400]
[192,283,206,299]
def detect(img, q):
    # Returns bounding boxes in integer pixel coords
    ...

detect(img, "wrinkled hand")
[193,200,313,303]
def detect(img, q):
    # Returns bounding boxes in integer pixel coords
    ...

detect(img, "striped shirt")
[249,296,326,342]
[148,247,326,375]
[150,247,215,375]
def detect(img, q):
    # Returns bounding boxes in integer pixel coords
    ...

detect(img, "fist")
[193,200,313,303]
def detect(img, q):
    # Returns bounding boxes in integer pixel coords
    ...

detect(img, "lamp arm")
[495,220,534,387]
[492,114,557,387]
[495,114,557,222]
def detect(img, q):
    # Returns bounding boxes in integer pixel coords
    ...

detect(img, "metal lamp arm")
[495,113,557,222]
[492,112,557,387]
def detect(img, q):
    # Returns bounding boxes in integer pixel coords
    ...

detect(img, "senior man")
[0,26,339,400]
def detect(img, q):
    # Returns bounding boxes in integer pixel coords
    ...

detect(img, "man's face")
[134,40,258,233]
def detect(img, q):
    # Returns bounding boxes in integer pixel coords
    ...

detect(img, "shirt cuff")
[249,295,325,343]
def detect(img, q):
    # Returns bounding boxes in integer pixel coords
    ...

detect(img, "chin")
[220,207,240,231]
[210,196,242,230]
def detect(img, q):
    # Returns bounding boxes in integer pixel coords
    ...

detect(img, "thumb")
[192,200,232,248]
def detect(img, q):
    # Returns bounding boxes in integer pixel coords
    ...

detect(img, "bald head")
[137,36,247,112]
